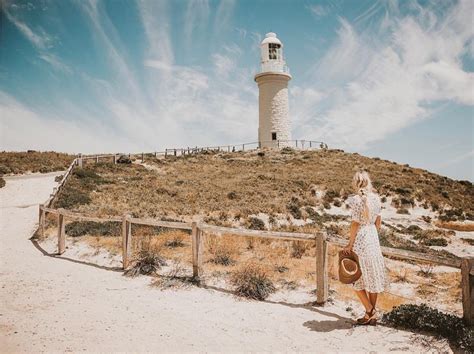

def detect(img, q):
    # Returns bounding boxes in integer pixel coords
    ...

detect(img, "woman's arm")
[343,221,360,254]
[375,215,381,231]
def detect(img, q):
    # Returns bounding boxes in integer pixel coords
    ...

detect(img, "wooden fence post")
[461,257,474,326]
[192,222,202,280]
[57,212,65,255]
[113,155,117,164]
[316,233,328,304]
[39,204,45,237]
[122,215,132,269]
[96,155,99,163]
[141,153,144,162]
[78,154,83,168]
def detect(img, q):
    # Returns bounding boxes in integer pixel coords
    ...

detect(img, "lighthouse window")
[272,132,277,141]
[269,43,281,60]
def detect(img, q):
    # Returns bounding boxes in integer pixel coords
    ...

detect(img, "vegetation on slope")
[0,151,74,175]
[54,149,473,223]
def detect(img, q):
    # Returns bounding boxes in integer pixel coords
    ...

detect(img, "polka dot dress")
[347,193,389,293]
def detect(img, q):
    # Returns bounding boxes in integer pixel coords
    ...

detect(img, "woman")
[343,171,388,325]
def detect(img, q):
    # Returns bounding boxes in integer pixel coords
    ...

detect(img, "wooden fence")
[36,153,473,325]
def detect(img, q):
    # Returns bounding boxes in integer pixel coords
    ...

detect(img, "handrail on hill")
[77,139,328,162]
[37,153,474,325]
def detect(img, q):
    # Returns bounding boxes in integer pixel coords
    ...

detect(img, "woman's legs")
[354,289,373,312]
[368,292,378,310]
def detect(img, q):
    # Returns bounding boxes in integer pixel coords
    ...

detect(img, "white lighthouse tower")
[254,32,292,148]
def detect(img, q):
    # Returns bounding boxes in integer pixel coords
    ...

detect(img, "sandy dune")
[0,173,451,352]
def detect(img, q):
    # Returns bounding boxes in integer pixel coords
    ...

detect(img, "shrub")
[291,241,307,258]
[280,147,294,154]
[227,191,237,200]
[423,238,448,247]
[396,208,410,215]
[0,165,10,174]
[247,217,265,230]
[461,238,474,246]
[378,228,395,248]
[55,174,63,182]
[395,187,412,195]
[55,187,91,208]
[65,221,120,237]
[231,262,275,300]
[124,237,166,277]
[164,233,185,248]
[382,304,474,352]
[287,202,302,219]
[0,176,5,188]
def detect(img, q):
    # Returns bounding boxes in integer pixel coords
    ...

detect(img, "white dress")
[347,193,388,293]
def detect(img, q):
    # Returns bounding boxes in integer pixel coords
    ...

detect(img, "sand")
[0,173,452,352]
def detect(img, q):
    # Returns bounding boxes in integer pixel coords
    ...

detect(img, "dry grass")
[230,261,276,300]
[54,149,473,223]
[0,151,74,175]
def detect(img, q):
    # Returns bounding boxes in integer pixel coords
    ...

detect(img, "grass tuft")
[231,261,276,300]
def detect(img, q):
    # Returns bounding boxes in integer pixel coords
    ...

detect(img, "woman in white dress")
[343,171,388,325]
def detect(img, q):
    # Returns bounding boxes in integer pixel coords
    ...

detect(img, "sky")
[0,0,473,181]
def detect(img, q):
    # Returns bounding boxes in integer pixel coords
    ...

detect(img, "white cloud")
[293,0,474,150]
[308,5,328,18]
[39,54,72,74]
[0,92,136,153]
[3,8,52,50]
[214,0,235,32]
[184,0,210,44]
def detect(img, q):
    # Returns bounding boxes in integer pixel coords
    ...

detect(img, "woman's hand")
[342,244,353,255]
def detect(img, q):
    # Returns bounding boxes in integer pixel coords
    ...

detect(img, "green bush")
[55,187,91,208]
[383,304,473,352]
[65,221,120,237]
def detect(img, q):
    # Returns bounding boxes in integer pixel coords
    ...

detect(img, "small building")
[254,32,292,148]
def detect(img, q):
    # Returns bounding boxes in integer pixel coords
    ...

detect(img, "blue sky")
[0,0,473,181]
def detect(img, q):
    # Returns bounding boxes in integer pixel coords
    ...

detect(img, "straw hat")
[338,250,362,284]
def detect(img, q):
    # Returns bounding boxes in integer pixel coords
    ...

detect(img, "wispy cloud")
[293,0,474,150]
[214,0,236,32]
[184,0,210,45]
[308,4,328,18]
[39,53,72,74]
[3,8,52,50]
[0,92,135,153]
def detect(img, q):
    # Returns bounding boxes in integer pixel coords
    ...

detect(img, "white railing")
[259,62,290,75]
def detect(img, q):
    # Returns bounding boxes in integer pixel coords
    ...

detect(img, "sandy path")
[0,174,451,352]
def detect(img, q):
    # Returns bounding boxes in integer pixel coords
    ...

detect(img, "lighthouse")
[254,32,292,148]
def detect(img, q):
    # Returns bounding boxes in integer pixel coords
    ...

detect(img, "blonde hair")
[352,171,373,222]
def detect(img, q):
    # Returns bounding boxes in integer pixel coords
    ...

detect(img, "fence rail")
[76,139,327,162]
[36,149,474,326]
